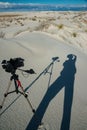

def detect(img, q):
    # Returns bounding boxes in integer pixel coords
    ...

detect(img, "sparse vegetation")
[35,22,49,31]
[85,29,87,32]
[47,17,56,21]
[0,31,5,38]
[72,32,77,37]
[32,17,37,21]
[58,24,64,29]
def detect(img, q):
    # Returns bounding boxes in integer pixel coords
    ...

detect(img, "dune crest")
[0,11,87,54]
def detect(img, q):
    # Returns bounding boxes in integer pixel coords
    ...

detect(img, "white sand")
[0,12,87,130]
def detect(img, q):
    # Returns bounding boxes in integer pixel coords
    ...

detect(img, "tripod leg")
[20,84,26,96]
[25,96,35,113]
[0,80,12,109]
[20,87,35,113]
[17,80,35,113]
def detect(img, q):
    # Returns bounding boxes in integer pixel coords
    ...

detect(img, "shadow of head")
[67,54,77,60]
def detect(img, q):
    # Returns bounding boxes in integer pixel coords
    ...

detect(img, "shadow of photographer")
[26,54,77,130]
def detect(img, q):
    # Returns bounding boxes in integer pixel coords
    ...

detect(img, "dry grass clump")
[58,24,64,29]
[85,29,87,32]
[72,32,77,37]
[47,17,56,21]
[32,18,37,21]
[32,16,37,21]
[35,22,50,31]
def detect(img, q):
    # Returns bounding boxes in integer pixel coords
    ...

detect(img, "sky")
[0,0,87,4]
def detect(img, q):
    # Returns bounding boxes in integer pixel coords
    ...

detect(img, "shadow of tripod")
[26,54,77,130]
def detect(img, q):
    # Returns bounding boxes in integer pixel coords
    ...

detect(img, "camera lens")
[2,65,6,69]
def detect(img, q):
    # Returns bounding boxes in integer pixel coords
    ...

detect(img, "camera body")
[2,58,24,74]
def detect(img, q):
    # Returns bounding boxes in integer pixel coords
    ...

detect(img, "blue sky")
[0,0,87,4]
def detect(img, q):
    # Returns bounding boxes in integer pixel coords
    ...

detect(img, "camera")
[2,57,24,74]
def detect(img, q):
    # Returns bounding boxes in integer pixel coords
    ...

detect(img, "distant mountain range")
[0,2,87,11]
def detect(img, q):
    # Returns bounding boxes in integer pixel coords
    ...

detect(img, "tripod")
[0,72,35,113]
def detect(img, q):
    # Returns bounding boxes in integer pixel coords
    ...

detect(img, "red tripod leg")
[17,80,35,113]
[16,80,26,96]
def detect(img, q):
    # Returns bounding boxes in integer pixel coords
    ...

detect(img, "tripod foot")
[24,93,28,98]
[0,105,3,109]
[4,93,8,97]
[32,109,36,113]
